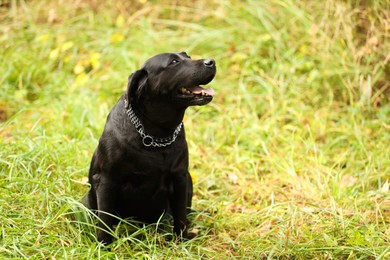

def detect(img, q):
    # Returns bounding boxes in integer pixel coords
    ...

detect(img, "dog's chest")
[116,147,187,193]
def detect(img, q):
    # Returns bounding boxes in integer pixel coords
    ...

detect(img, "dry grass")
[0,0,389,258]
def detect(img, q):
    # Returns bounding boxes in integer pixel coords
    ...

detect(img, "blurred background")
[0,0,389,258]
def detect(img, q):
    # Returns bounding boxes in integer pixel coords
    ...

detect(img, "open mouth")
[178,85,215,97]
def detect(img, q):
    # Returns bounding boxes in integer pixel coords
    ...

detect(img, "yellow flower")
[73,63,85,75]
[60,41,74,52]
[110,33,124,43]
[75,72,89,86]
[49,48,59,60]
[89,52,102,69]
[63,54,73,63]
[191,172,198,184]
[299,44,308,54]
[49,40,74,60]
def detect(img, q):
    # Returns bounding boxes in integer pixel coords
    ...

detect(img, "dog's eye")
[170,59,179,65]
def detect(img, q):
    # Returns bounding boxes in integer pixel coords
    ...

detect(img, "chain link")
[124,99,183,147]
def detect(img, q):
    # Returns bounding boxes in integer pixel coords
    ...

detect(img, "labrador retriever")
[83,52,216,244]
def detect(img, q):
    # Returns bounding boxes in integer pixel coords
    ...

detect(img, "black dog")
[83,52,216,244]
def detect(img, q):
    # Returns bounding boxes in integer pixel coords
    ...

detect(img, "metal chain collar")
[124,99,183,147]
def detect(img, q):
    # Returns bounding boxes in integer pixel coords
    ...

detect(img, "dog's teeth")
[180,87,190,94]
[179,87,197,95]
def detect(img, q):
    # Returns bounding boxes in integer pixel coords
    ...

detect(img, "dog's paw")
[97,231,114,246]
[187,230,198,239]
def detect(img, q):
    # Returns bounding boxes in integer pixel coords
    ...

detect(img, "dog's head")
[125,52,216,108]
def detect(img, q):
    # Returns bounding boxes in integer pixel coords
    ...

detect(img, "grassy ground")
[1,0,389,258]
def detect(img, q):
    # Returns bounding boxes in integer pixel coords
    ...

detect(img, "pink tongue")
[187,85,215,96]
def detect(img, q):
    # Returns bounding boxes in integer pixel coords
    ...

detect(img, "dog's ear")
[125,69,147,108]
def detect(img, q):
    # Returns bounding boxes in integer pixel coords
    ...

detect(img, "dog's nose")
[203,59,215,67]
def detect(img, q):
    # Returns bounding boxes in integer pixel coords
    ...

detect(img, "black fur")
[83,52,216,244]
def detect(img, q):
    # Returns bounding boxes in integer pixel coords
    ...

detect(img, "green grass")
[1,0,389,258]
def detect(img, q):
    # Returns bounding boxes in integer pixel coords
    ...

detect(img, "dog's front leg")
[95,177,118,245]
[171,174,189,239]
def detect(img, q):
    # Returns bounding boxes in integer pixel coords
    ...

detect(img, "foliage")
[0,0,389,258]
